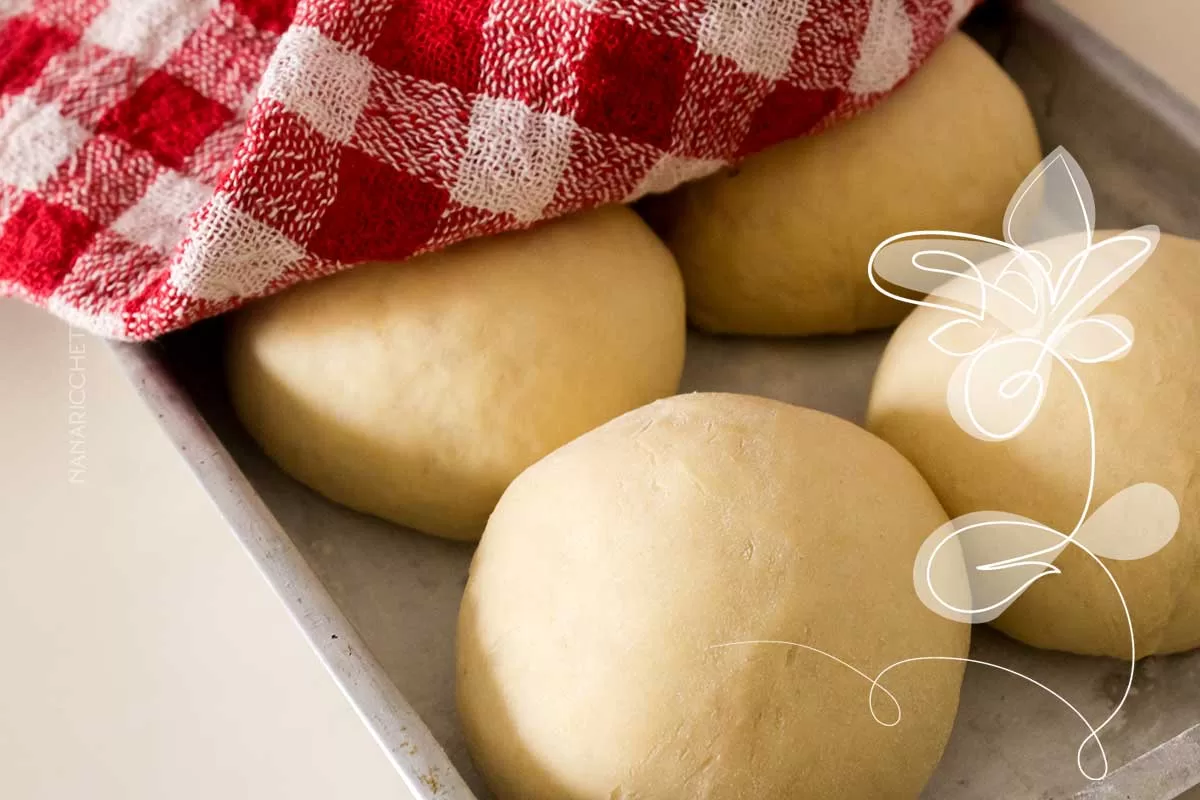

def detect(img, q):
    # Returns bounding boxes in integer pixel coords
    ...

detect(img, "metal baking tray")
[111,1,1200,797]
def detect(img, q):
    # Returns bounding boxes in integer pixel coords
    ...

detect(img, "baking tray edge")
[108,1,1200,797]
[109,340,477,800]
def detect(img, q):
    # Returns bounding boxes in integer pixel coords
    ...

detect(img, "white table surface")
[0,297,414,800]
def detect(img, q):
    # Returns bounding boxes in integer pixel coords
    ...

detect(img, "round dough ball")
[867,233,1200,657]
[227,206,685,541]
[643,33,1040,336]
[458,393,969,800]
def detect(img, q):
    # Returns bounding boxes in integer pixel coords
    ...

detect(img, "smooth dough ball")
[227,207,686,541]
[458,393,969,800]
[642,33,1040,336]
[867,234,1200,657]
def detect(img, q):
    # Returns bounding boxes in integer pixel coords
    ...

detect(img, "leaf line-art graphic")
[719,147,1181,783]
[869,147,1179,613]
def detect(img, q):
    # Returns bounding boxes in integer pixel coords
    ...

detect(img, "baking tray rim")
[109,2,1200,797]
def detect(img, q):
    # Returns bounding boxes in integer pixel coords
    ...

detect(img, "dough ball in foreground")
[458,393,969,800]
[868,233,1200,657]
[227,206,686,541]
[643,33,1040,336]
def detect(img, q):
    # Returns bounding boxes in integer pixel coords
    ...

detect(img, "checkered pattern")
[0,0,972,340]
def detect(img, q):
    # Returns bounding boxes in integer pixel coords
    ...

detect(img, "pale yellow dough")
[458,393,969,800]
[643,33,1041,336]
[226,206,686,541]
[868,234,1200,657]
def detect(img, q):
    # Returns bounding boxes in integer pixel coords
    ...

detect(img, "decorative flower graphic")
[868,146,1180,625]
[720,149,1180,783]
[864,146,1181,780]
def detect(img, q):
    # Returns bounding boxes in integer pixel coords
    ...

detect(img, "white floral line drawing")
[715,148,1181,781]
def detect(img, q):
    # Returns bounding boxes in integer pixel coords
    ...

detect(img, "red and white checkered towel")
[0,0,972,340]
